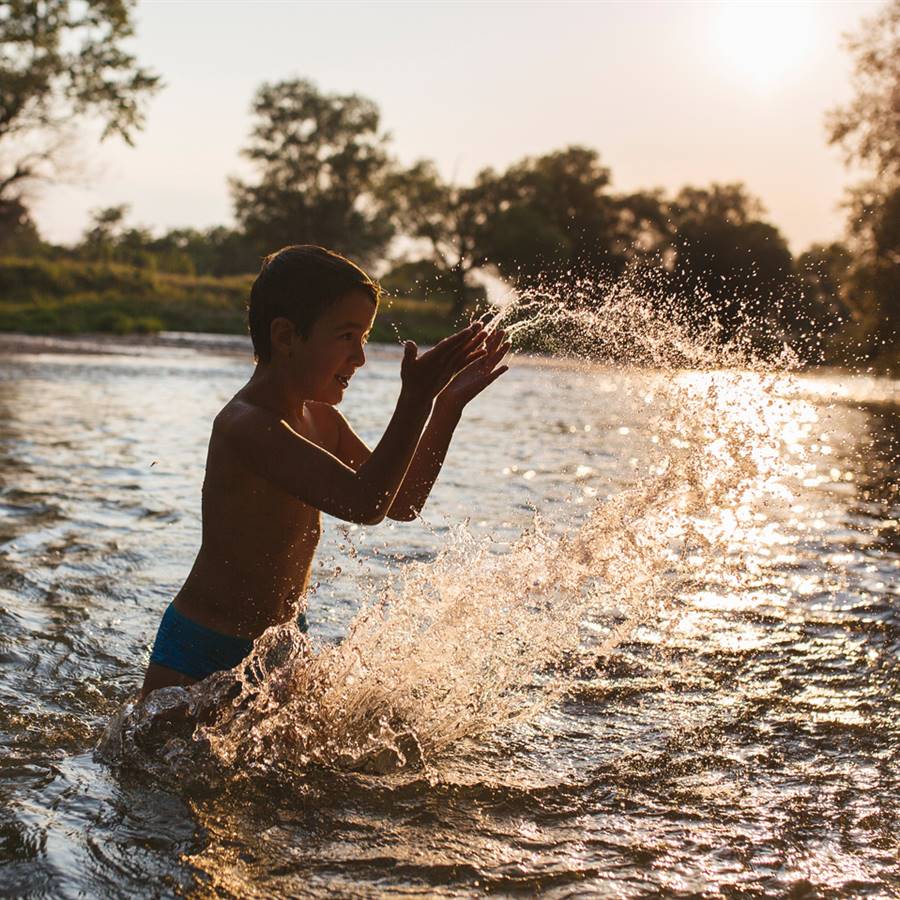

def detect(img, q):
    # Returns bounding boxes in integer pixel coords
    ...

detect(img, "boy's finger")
[445,321,483,348]
[452,347,487,375]
[447,331,487,369]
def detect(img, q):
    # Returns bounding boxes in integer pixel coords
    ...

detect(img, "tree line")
[0,0,896,363]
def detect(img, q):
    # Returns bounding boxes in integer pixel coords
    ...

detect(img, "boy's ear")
[270,317,300,357]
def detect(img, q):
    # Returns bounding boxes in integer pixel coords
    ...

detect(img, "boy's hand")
[399,322,487,405]
[436,327,510,413]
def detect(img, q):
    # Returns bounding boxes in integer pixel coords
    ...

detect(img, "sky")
[32,0,882,253]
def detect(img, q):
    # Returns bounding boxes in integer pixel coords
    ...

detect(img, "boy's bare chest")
[205,403,335,526]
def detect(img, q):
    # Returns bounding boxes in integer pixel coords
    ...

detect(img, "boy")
[141,245,509,698]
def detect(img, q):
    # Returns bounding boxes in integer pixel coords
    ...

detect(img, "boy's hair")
[248,245,380,363]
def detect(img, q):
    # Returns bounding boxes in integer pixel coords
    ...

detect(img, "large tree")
[665,183,794,342]
[384,147,669,318]
[0,1,160,218]
[477,147,668,284]
[231,78,394,268]
[826,0,900,354]
[381,160,494,320]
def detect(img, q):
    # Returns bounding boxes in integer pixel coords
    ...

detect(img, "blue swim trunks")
[149,604,254,681]
[149,603,311,682]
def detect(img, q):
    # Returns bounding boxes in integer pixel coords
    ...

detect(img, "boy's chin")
[317,383,344,405]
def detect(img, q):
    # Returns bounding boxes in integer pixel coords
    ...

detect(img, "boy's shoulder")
[213,394,346,452]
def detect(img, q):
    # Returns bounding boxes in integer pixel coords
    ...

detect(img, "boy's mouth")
[335,374,350,388]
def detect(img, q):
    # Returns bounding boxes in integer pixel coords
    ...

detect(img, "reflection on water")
[0,337,898,897]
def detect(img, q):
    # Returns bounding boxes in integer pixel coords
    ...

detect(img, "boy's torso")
[172,397,340,640]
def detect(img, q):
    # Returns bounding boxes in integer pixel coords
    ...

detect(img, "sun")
[711,2,819,90]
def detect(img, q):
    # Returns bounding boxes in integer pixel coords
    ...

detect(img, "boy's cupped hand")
[436,325,511,412]
[400,321,489,405]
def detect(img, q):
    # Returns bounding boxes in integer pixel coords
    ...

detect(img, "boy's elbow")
[387,507,418,522]
[357,494,390,525]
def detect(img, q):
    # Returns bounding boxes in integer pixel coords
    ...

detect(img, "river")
[1,332,897,897]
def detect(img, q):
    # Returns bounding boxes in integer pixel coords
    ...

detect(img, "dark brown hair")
[248,245,380,363]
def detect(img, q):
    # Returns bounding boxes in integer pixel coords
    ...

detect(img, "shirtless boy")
[141,245,509,698]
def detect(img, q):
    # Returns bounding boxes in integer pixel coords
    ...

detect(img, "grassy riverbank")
[0,256,454,344]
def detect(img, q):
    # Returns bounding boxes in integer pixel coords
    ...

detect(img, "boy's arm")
[334,402,461,521]
[334,329,510,520]
[222,326,486,525]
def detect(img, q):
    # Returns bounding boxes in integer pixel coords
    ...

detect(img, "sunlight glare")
[712,2,818,90]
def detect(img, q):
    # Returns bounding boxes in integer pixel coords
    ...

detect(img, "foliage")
[0,196,41,255]
[230,78,394,268]
[0,256,453,344]
[72,207,259,276]
[381,160,492,320]
[827,0,900,180]
[665,183,794,342]
[0,256,250,334]
[827,0,899,364]
[0,0,160,208]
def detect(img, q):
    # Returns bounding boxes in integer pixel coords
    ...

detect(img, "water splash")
[101,276,807,780]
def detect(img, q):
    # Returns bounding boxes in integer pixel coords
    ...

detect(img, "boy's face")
[291,289,376,404]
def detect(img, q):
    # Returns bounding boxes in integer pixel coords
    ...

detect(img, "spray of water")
[102,274,805,780]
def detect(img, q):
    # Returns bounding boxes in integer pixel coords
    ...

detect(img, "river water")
[1,331,898,897]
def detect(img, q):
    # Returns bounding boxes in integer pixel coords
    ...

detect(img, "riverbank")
[0,256,454,345]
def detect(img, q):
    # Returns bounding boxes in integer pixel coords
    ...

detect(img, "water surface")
[1,334,897,897]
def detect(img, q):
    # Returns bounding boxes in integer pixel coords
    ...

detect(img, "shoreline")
[1,331,897,393]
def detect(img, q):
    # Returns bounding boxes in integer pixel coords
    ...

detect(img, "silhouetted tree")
[0,1,160,215]
[381,160,494,319]
[385,148,670,318]
[667,183,793,342]
[827,0,900,357]
[793,242,855,361]
[0,197,41,255]
[231,79,394,267]
[479,146,616,282]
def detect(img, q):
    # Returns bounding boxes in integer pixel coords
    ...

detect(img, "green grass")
[0,256,455,344]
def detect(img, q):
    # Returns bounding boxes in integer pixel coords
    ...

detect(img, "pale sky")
[32,0,881,253]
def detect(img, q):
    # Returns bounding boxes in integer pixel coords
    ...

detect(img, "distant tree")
[231,79,394,267]
[0,1,160,216]
[79,205,129,263]
[827,0,900,355]
[0,196,41,255]
[385,148,670,318]
[794,242,855,361]
[666,183,794,342]
[381,160,493,320]
[480,146,617,282]
[154,226,258,277]
[827,0,900,180]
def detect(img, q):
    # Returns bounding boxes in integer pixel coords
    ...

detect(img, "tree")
[79,204,128,263]
[480,146,617,282]
[666,183,794,342]
[0,1,160,212]
[0,195,41,255]
[827,0,900,356]
[827,0,900,180]
[384,147,670,319]
[793,242,855,361]
[381,160,493,319]
[231,79,394,268]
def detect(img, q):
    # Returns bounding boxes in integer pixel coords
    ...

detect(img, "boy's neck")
[244,362,307,420]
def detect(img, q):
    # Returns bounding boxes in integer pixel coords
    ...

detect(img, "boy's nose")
[352,344,366,366]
